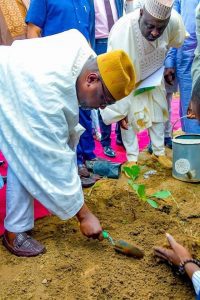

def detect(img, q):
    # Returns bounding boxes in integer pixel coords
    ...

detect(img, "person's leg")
[76,109,98,186]
[98,110,116,157]
[79,108,96,161]
[164,92,173,148]
[95,38,115,157]
[149,122,165,156]
[121,126,139,162]
[91,109,101,141]
[4,167,34,233]
[149,122,172,169]
[3,167,45,256]
[120,126,139,177]
[115,122,124,146]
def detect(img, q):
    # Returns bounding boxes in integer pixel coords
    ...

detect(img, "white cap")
[144,0,174,20]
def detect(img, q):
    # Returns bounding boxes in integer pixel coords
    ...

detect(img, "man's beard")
[78,99,91,110]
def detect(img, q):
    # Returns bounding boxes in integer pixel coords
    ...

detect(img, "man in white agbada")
[0,29,135,257]
[101,0,187,170]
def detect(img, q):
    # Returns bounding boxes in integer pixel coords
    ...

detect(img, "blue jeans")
[176,47,200,133]
[77,108,96,165]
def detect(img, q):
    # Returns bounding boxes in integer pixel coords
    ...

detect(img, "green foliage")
[126,166,171,209]
[151,190,171,199]
[123,165,140,180]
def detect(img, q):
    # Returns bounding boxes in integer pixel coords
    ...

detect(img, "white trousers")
[121,122,165,161]
[4,167,34,233]
[165,92,172,138]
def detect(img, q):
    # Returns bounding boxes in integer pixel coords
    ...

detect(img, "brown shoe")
[78,164,90,177]
[2,231,46,257]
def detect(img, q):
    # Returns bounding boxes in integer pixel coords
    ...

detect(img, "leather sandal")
[2,231,46,257]
[80,176,96,188]
[78,164,90,177]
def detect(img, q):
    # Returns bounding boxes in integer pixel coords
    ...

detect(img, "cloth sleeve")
[192,270,200,296]
[25,0,47,29]
[164,0,180,68]
[195,3,200,47]
[165,47,177,68]
[168,10,187,49]
[191,3,200,87]
[124,0,143,14]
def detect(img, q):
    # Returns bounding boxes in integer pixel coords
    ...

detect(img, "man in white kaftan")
[0,29,136,256]
[101,0,186,169]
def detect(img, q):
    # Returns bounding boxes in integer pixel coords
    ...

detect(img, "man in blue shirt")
[94,0,124,158]
[165,0,200,134]
[26,0,98,187]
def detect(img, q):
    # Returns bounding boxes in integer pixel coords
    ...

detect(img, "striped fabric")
[192,270,200,296]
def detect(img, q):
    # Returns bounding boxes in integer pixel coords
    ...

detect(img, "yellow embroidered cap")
[97,50,136,101]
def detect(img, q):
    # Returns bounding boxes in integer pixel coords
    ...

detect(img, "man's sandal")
[2,231,46,257]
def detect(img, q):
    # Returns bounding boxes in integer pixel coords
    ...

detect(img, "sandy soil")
[0,151,199,300]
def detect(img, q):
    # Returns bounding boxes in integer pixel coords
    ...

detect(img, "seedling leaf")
[123,165,140,180]
[137,184,146,200]
[151,190,171,199]
[147,198,159,208]
[123,167,134,178]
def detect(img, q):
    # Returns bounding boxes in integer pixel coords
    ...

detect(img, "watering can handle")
[171,115,188,137]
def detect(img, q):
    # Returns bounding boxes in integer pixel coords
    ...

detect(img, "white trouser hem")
[4,167,34,233]
[149,122,165,156]
[121,127,139,161]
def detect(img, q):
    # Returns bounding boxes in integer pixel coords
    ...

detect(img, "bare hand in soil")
[154,233,192,266]
[79,212,102,239]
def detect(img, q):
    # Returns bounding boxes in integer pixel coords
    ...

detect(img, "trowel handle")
[101,230,109,240]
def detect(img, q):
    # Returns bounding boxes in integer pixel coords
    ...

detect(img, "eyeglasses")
[99,77,116,106]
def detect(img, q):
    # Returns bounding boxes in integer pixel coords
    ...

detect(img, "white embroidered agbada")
[0,29,95,220]
[100,9,186,131]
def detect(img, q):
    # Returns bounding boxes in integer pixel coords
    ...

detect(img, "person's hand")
[79,212,102,239]
[187,101,197,119]
[164,68,175,85]
[154,233,192,266]
[76,203,102,239]
[119,116,129,130]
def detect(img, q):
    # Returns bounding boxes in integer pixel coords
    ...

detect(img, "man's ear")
[86,73,99,84]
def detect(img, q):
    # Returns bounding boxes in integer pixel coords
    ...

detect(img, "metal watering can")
[172,116,200,182]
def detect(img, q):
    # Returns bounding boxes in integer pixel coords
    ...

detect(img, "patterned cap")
[145,0,174,20]
[97,50,136,101]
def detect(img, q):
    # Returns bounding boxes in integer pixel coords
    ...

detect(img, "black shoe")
[164,137,172,149]
[103,146,116,158]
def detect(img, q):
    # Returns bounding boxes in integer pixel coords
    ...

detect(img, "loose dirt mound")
[0,152,199,300]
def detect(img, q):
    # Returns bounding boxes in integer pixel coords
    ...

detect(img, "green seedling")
[123,165,140,180]
[126,166,171,209]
